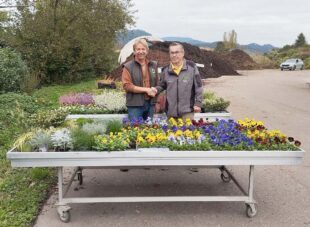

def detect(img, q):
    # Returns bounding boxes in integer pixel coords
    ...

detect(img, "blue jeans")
[127,101,154,121]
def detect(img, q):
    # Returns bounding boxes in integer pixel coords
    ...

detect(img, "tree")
[214,41,227,52]
[223,29,237,50]
[1,0,135,84]
[0,10,9,47]
[294,33,307,47]
[0,47,29,93]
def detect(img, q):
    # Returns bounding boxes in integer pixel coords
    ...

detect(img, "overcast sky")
[131,0,310,47]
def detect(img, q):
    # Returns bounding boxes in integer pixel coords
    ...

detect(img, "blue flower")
[189,125,195,131]
[122,117,129,125]
[171,126,178,132]
[162,124,168,132]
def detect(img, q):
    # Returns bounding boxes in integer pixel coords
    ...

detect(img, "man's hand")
[151,87,158,94]
[146,88,157,97]
[193,105,201,113]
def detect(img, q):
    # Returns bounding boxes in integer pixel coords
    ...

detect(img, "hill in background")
[117,29,277,54]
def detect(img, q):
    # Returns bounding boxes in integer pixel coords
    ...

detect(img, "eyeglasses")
[169,51,182,55]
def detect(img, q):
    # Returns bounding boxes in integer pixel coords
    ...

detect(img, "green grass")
[0,162,56,227]
[0,79,97,226]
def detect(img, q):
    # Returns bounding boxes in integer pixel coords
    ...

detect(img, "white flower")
[93,90,126,112]
[51,128,73,150]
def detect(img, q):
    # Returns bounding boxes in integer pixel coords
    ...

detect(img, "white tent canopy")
[118,36,163,65]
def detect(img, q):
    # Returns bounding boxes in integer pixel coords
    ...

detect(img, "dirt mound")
[108,41,239,81]
[220,49,259,70]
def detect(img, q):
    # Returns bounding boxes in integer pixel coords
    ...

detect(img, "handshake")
[146,87,158,97]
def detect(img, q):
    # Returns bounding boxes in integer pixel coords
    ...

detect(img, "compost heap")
[219,49,259,70]
[108,41,239,80]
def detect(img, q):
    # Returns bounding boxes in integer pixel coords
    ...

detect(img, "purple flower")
[204,119,254,147]
[181,125,187,131]
[171,126,178,132]
[59,93,94,106]
[162,124,168,132]
[122,117,129,125]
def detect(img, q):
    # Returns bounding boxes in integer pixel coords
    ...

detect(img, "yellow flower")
[156,133,167,141]
[177,118,184,126]
[259,132,266,139]
[146,134,156,143]
[169,118,177,126]
[137,136,145,144]
[194,131,201,139]
[184,129,193,138]
[100,137,108,144]
[175,130,183,137]
[185,118,192,126]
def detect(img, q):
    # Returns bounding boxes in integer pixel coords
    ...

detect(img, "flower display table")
[7,148,304,222]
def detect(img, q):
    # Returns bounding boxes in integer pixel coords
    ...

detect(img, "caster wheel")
[59,211,71,223]
[246,204,257,218]
[220,173,231,183]
[77,172,83,185]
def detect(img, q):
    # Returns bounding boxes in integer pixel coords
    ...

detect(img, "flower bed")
[59,91,230,115]
[58,90,127,114]
[12,117,301,153]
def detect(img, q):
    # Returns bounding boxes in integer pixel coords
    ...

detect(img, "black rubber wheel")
[60,211,71,223]
[77,172,83,185]
[246,204,257,218]
[281,68,283,71]
[293,65,296,70]
[220,173,231,183]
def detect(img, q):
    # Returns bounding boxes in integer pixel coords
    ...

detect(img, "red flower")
[288,137,294,142]
[294,140,301,147]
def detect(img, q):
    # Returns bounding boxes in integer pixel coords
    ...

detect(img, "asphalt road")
[35,69,310,227]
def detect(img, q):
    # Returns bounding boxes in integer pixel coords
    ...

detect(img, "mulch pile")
[219,49,259,70]
[108,41,240,80]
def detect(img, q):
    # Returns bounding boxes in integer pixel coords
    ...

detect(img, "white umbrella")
[118,35,163,65]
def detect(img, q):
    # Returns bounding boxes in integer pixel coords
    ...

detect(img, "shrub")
[106,120,123,134]
[75,118,94,127]
[72,129,95,151]
[0,93,40,145]
[13,132,35,152]
[30,130,53,152]
[0,48,30,93]
[303,57,310,69]
[51,128,73,151]
[202,92,230,112]
[0,92,40,114]
[250,53,276,69]
[29,109,68,128]
[82,121,107,135]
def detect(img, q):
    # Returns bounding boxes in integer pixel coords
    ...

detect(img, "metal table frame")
[7,149,304,222]
[55,165,257,222]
